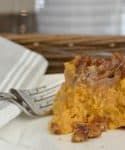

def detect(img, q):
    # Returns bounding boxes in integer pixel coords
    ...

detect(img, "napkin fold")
[0,37,48,128]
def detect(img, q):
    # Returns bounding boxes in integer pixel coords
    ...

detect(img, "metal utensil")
[0,82,62,117]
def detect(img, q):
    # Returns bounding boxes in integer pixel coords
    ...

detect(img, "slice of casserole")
[50,53,125,142]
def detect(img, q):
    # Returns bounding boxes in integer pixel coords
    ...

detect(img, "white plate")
[0,74,124,150]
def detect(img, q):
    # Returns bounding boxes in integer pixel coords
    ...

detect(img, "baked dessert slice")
[50,52,125,142]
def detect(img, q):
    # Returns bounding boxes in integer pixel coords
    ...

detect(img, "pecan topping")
[88,123,102,138]
[75,53,125,87]
[50,123,61,134]
[72,124,89,142]
[72,117,109,142]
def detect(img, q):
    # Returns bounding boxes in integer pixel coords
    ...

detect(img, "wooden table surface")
[3,34,125,73]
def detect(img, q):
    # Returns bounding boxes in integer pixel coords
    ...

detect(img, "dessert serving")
[50,52,125,142]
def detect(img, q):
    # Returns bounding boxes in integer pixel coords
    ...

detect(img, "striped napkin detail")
[0,37,48,128]
[0,50,47,92]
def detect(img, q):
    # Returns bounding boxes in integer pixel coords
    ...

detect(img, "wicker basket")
[3,34,125,73]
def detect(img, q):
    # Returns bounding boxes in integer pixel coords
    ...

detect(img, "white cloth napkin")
[0,37,48,128]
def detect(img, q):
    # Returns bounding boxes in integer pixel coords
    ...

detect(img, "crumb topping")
[74,53,125,87]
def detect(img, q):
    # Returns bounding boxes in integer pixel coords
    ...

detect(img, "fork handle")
[10,89,38,117]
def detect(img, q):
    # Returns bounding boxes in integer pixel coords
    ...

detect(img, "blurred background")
[1,0,125,74]
[0,0,124,34]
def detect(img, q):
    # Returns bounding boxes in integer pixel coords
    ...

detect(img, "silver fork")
[0,81,62,117]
